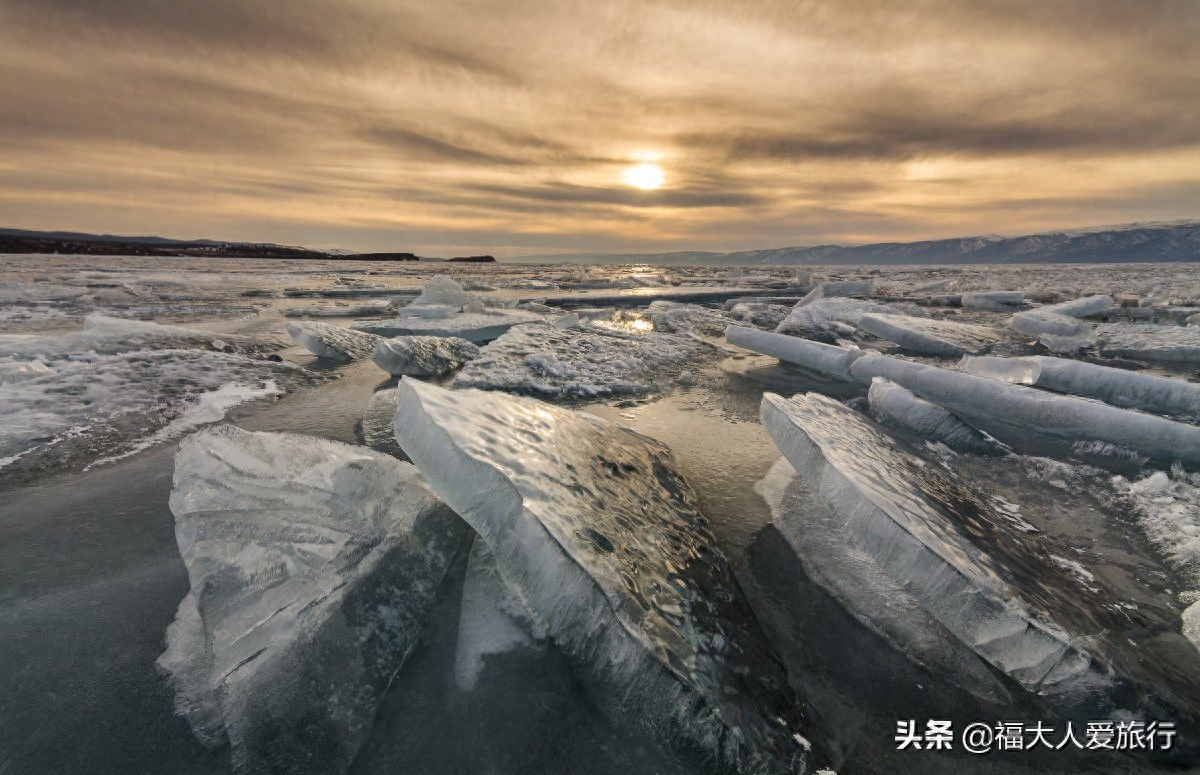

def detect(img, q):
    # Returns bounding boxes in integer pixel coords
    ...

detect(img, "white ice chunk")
[285,320,379,362]
[159,426,465,774]
[453,323,716,398]
[848,353,1200,470]
[726,325,863,381]
[0,360,54,385]
[858,313,1009,356]
[867,378,1006,455]
[647,300,731,337]
[371,335,480,377]
[794,280,876,307]
[963,355,1200,420]
[1010,310,1093,339]
[761,392,1109,694]
[407,274,484,312]
[393,379,821,773]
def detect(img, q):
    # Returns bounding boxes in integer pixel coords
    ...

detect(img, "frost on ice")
[849,353,1200,471]
[452,322,717,399]
[963,355,1200,421]
[647,300,731,338]
[857,313,1010,356]
[285,320,380,362]
[372,335,480,377]
[160,426,465,774]
[867,378,1006,455]
[760,392,1200,713]
[393,379,823,773]
[0,314,272,360]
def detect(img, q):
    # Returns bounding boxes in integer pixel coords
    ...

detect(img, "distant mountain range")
[2,220,1198,265]
[512,220,1200,265]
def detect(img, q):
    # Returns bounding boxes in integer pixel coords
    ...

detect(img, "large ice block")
[761,392,1111,694]
[393,379,823,774]
[159,426,465,774]
[352,308,543,343]
[726,325,863,381]
[1097,323,1200,365]
[848,353,1200,470]
[775,297,891,341]
[857,313,1009,356]
[1036,294,1114,318]
[963,355,1200,420]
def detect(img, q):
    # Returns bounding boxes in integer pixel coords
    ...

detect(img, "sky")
[0,0,1197,256]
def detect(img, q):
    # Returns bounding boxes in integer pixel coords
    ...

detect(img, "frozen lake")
[2,255,1199,774]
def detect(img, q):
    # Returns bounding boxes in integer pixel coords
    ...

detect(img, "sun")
[622,162,664,190]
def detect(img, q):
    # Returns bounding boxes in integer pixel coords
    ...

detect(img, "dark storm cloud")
[0,0,1196,253]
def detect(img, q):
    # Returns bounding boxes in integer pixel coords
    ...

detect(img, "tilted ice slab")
[963,355,1200,421]
[0,314,271,361]
[160,426,465,774]
[452,323,717,399]
[726,325,863,381]
[285,320,380,362]
[775,297,893,341]
[406,274,485,312]
[848,354,1200,470]
[371,335,480,377]
[761,392,1115,695]
[454,536,542,691]
[1097,323,1200,365]
[360,388,405,458]
[353,308,542,343]
[1010,310,1094,339]
[394,380,821,773]
[729,302,791,330]
[857,313,1009,356]
[793,280,875,307]
[755,458,1012,703]
[1036,294,1114,319]
[867,378,1006,455]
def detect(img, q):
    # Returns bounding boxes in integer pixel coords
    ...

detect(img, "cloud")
[0,0,1196,252]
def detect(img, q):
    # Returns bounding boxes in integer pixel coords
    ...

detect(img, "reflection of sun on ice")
[622,162,664,190]
[629,318,653,332]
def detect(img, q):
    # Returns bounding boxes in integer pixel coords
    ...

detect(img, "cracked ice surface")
[160,426,465,774]
[393,379,822,774]
[452,322,717,398]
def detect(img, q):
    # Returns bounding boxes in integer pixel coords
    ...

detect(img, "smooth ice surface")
[1097,323,1200,364]
[963,355,1200,420]
[761,392,1115,694]
[1009,310,1092,339]
[961,291,1025,311]
[285,320,380,362]
[452,322,716,398]
[857,313,1008,356]
[867,378,1006,455]
[160,426,464,774]
[393,379,821,773]
[726,325,862,381]
[849,353,1200,470]
[775,297,893,341]
[353,308,542,343]
[360,388,404,457]
[371,335,480,377]
[454,536,541,691]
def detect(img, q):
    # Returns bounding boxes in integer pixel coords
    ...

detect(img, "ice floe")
[867,378,1007,455]
[160,426,465,773]
[726,325,863,381]
[775,298,893,341]
[393,379,823,773]
[1097,323,1200,365]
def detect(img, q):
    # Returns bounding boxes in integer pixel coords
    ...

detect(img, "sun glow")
[622,162,665,190]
